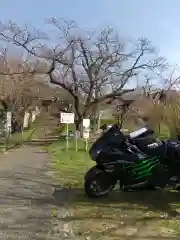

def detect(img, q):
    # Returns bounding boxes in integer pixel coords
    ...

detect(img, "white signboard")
[32,110,36,122]
[5,111,12,133]
[35,106,40,116]
[60,112,74,124]
[6,112,12,127]
[83,130,90,139]
[83,119,90,139]
[83,119,90,128]
[23,112,30,128]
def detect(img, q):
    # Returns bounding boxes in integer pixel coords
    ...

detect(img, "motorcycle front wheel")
[84,166,117,198]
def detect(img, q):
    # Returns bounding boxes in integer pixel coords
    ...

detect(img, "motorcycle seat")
[129,128,154,140]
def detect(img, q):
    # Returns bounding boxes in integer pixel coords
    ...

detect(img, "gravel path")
[0,146,76,240]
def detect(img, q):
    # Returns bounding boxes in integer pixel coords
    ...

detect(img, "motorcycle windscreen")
[89,124,126,161]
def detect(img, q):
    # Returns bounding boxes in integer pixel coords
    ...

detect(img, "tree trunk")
[75,118,82,131]
[90,103,99,133]
[75,117,83,137]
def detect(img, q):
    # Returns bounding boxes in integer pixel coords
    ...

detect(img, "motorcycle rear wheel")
[84,167,117,198]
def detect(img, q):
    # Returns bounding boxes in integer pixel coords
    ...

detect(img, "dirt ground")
[0,146,77,239]
[0,146,179,240]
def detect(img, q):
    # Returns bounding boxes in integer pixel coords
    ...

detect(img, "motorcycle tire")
[84,167,117,198]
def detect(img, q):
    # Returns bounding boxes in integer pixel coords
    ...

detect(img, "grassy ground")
[8,128,35,143]
[46,140,93,188]
[46,140,180,239]
[0,117,51,150]
[0,128,36,152]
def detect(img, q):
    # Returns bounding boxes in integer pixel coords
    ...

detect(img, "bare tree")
[0,55,41,130]
[136,66,180,136]
[0,18,166,130]
[156,67,180,137]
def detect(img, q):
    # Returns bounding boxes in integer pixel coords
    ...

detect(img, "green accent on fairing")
[123,157,158,169]
[136,163,157,174]
[123,156,160,180]
[132,159,159,172]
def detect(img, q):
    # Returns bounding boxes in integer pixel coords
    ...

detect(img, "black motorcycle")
[84,124,180,198]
